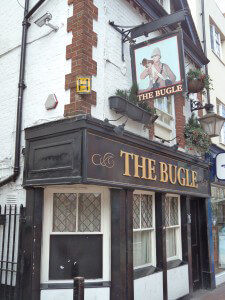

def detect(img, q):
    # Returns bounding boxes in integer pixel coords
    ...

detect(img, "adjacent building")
[188,0,225,287]
[0,0,219,299]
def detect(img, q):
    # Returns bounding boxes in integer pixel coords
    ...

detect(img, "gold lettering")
[168,164,177,185]
[185,169,193,187]
[120,150,133,176]
[160,162,168,182]
[177,167,185,186]
[191,171,198,188]
[133,155,147,178]
[147,159,157,181]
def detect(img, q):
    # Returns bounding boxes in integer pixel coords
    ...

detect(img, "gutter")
[0,0,46,187]
[201,0,211,107]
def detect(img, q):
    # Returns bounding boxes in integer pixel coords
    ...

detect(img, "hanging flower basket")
[184,114,211,154]
[187,69,213,94]
[187,79,205,93]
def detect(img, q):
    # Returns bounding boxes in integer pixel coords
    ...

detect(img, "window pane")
[78,193,101,232]
[133,194,140,229]
[133,231,151,267]
[141,195,152,228]
[53,193,77,232]
[166,228,177,258]
[170,197,178,225]
[165,197,170,227]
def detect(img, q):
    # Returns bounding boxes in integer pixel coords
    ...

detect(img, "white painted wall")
[41,287,110,300]
[167,265,189,300]
[0,0,72,204]
[134,272,163,300]
[92,0,160,138]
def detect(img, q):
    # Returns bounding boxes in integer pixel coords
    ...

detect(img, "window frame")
[210,23,222,59]
[154,95,176,143]
[133,190,156,269]
[41,185,111,283]
[217,100,225,145]
[165,194,182,262]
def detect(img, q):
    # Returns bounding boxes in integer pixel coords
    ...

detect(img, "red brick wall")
[64,0,98,117]
[174,93,185,149]
[197,92,203,118]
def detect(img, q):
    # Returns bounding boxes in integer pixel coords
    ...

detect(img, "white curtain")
[133,231,151,267]
[166,228,177,258]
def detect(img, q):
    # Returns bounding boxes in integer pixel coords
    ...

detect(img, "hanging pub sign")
[131,31,186,101]
[216,153,225,180]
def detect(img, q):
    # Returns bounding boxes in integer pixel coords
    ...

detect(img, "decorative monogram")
[92,153,115,168]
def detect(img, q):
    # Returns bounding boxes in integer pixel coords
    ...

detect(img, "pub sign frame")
[131,31,186,101]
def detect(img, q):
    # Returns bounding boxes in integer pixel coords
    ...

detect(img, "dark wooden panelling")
[125,189,134,300]
[21,188,44,300]
[24,132,82,186]
[181,195,193,296]
[110,188,134,300]
[49,235,102,280]
[111,189,126,300]
[155,192,167,300]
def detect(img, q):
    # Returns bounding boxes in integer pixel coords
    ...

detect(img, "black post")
[73,277,84,300]
[155,192,167,300]
[181,195,193,297]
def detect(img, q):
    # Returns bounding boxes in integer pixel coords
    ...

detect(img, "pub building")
[1,0,216,300]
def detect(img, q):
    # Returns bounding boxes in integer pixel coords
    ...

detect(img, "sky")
[215,0,225,13]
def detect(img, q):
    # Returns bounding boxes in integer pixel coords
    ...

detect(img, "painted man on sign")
[133,34,183,100]
[140,47,176,89]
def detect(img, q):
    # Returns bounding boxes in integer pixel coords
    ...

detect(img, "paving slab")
[192,284,225,300]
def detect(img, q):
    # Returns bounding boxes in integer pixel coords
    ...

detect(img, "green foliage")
[115,83,156,114]
[187,69,213,93]
[184,114,211,153]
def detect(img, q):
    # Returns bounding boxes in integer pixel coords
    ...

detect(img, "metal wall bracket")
[109,21,137,61]
[190,99,213,112]
[109,9,189,62]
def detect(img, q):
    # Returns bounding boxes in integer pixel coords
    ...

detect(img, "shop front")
[208,145,225,286]
[21,116,214,300]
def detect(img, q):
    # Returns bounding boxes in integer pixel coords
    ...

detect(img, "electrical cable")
[16,0,24,9]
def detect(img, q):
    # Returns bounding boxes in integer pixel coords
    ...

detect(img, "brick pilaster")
[174,93,185,149]
[64,0,98,116]
[197,92,203,118]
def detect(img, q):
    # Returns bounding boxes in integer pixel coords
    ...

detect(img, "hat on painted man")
[151,47,161,58]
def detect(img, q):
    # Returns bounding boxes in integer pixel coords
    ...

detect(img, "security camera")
[34,12,58,31]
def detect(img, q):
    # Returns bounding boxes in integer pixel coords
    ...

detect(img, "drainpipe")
[201,0,213,112]
[0,0,46,187]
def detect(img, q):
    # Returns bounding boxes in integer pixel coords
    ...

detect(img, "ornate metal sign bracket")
[109,9,189,62]
[108,21,137,61]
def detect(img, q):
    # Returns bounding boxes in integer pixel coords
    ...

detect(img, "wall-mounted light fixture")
[34,12,59,31]
[190,100,225,138]
[155,135,180,152]
[104,116,128,136]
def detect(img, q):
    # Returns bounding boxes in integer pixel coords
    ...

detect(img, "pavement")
[192,284,225,299]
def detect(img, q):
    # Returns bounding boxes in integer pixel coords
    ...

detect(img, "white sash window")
[133,191,156,268]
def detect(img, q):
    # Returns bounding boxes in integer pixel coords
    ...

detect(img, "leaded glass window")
[53,193,101,232]
[133,193,154,268]
[165,196,181,260]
